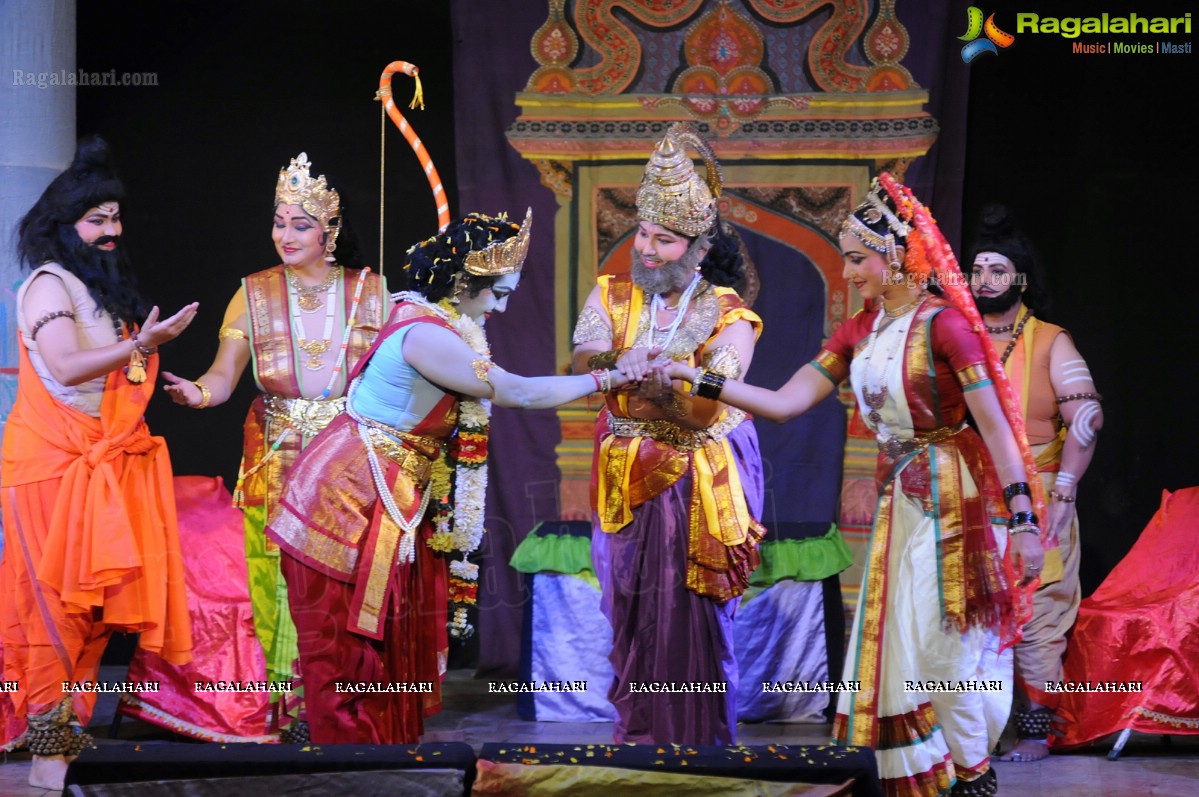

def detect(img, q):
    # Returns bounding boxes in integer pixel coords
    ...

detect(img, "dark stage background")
[75,0,1198,673]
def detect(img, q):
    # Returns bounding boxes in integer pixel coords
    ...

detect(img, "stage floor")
[1,667,1196,796]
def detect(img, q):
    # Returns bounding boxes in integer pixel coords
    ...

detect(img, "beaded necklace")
[649,272,702,349]
[288,266,342,370]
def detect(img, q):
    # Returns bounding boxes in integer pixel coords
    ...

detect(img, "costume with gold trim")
[587,272,764,747]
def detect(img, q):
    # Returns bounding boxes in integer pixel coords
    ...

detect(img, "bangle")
[589,369,603,393]
[193,380,212,409]
[1050,490,1076,503]
[1008,510,1039,529]
[1056,392,1103,404]
[1009,524,1041,537]
[131,331,157,357]
[690,367,726,400]
[600,370,613,393]
[1003,482,1032,508]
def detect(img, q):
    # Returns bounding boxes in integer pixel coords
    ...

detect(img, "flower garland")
[395,291,491,640]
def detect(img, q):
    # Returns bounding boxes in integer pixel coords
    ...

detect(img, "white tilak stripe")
[1061,359,1087,366]
[1070,404,1099,446]
[1061,376,1093,385]
[1062,365,1091,376]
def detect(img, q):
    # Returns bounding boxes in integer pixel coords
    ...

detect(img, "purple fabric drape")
[591,421,764,745]
[451,2,565,677]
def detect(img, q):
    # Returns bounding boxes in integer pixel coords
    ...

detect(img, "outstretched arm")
[163,289,251,408]
[659,359,837,423]
[404,323,629,410]
[24,271,199,387]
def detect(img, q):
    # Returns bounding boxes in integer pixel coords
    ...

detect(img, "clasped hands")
[614,346,694,402]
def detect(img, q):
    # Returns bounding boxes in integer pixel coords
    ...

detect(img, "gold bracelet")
[193,380,212,409]
[1050,490,1077,503]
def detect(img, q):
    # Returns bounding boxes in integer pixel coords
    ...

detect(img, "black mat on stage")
[64,741,476,796]
[476,742,882,796]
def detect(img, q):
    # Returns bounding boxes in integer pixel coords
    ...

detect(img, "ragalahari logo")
[959,7,1016,62]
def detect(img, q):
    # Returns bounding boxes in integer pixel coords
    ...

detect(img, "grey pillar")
[0,0,75,433]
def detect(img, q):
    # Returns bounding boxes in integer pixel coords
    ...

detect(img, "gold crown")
[275,152,340,228]
[635,122,722,237]
[464,207,532,276]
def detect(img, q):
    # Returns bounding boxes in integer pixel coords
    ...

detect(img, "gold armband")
[219,326,248,341]
[472,358,494,386]
[587,348,626,371]
[702,344,742,380]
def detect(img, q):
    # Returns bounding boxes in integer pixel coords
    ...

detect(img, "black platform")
[64,741,476,796]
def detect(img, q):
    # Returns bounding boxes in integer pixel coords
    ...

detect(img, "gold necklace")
[286,266,341,312]
[882,293,924,318]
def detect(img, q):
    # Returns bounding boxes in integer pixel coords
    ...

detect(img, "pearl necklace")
[649,272,702,350]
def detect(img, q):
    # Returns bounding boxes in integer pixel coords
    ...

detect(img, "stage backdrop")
[453,0,970,675]
[57,0,1199,681]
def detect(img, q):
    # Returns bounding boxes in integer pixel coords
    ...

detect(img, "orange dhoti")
[0,343,192,749]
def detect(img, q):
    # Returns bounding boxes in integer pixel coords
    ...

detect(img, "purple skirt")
[591,420,764,745]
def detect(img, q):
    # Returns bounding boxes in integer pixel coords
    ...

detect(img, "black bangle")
[1003,482,1032,507]
[1008,510,1039,529]
[692,368,726,401]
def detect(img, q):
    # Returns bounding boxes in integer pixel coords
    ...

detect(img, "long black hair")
[402,213,520,302]
[967,203,1051,315]
[698,216,746,288]
[16,135,147,326]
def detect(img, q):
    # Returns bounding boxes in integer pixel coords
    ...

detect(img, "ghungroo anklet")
[1015,707,1053,740]
[952,768,997,796]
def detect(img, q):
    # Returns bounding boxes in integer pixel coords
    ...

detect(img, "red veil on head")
[879,172,1044,635]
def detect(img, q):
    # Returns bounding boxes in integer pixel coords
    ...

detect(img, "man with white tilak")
[968,204,1103,762]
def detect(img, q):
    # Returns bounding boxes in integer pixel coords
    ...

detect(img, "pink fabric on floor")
[120,476,275,742]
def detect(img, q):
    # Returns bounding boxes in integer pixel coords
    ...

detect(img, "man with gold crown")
[161,152,390,741]
[571,122,765,745]
[266,210,634,744]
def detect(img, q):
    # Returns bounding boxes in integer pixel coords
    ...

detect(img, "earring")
[324,222,341,263]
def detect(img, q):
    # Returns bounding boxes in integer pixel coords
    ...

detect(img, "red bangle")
[590,371,602,392]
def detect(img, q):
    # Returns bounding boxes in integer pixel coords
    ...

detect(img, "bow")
[375,60,451,272]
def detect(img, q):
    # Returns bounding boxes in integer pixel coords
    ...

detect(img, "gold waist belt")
[606,408,747,451]
[361,425,434,487]
[264,395,346,437]
[878,425,963,459]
